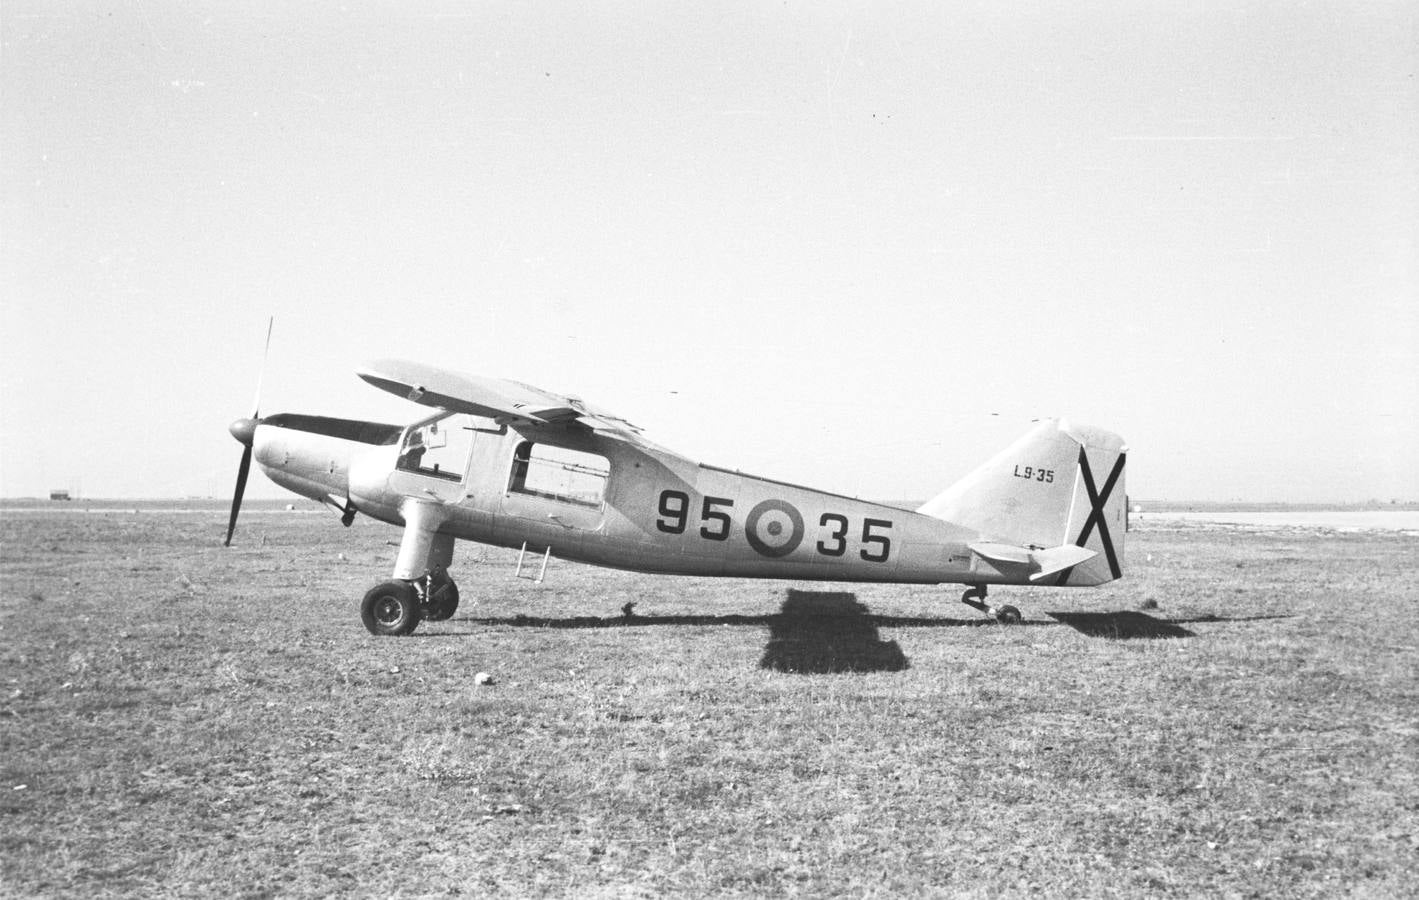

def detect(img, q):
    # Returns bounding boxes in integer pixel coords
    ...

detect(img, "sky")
[2,1,1415,503]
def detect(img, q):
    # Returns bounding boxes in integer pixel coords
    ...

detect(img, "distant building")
[49,489,71,501]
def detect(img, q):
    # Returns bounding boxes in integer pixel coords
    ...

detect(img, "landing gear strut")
[362,502,459,636]
[418,568,460,621]
[960,585,1022,625]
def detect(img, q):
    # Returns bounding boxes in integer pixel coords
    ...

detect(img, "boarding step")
[514,541,550,584]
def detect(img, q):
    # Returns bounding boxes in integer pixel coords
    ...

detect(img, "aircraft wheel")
[423,574,460,622]
[361,581,421,636]
[994,604,1022,625]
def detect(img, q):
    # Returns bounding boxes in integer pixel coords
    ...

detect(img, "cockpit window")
[507,442,610,508]
[397,414,473,482]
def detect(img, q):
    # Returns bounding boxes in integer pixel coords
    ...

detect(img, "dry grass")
[1,508,1416,897]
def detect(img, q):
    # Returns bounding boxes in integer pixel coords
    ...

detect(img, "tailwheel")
[960,585,1021,625]
[422,571,460,622]
[361,580,422,636]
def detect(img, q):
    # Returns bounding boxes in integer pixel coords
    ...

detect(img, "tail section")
[918,419,1127,586]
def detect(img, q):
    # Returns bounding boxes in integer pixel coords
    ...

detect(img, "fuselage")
[251,411,1029,587]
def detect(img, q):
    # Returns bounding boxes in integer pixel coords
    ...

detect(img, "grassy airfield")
[1,507,1416,897]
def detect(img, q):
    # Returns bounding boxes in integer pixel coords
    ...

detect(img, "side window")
[397,415,473,482]
[507,442,610,508]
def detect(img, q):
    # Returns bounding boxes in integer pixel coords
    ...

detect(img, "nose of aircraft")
[229,417,259,447]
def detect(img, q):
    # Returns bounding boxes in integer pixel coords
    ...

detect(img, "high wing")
[356,359,646,441]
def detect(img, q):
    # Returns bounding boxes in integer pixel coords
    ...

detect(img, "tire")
[361,581,421,636]
[994,604,1022,625]
[423,576,460,622]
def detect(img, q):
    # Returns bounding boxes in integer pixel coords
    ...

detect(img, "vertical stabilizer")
[918,419,1127,585]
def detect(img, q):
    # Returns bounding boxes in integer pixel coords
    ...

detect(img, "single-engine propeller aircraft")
[225,359,1126,636]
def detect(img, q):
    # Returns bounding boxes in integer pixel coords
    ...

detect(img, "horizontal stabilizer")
[1027,544,1098,581]
[968,541,1034,565]
[968,541,1097,581]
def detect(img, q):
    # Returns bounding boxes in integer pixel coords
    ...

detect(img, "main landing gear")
[361,502,461,636]
[960,585,1022,625]
[360,569,460,636]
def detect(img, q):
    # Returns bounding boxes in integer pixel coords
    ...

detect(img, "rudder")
[1054,422,1127,586]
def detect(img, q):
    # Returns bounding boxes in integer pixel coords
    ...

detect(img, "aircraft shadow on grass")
[463,589,919,674]
[758,590,909,675]
[1046,611,1198,639]
[449,593,1293,661]
[461,591,1002,635]
[1044,611,1293,639]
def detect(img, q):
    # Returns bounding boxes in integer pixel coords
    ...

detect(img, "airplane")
[225,358,1127,636]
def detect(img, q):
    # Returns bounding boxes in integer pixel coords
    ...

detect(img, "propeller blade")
[226,318,272,547]
[225,443,253,546]
[250,316,273,418]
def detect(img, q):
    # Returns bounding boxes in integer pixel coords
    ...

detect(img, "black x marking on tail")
[1057,448,1126,585]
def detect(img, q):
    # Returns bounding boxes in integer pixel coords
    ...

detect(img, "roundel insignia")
[744,499,804,558]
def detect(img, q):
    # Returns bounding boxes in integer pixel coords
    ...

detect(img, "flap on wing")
[356,360,643,438]
[969,541,1097,580]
